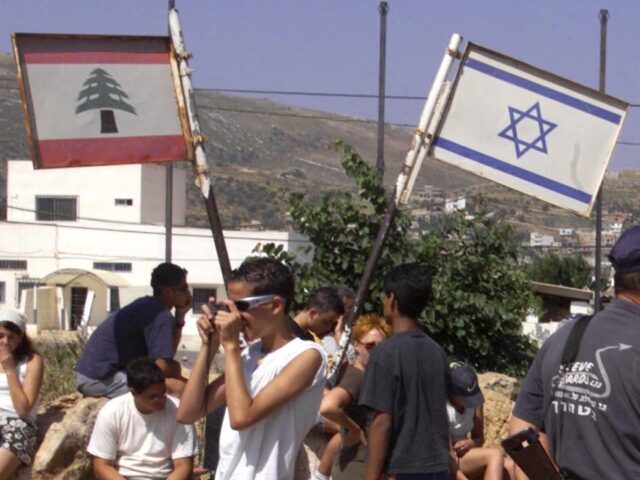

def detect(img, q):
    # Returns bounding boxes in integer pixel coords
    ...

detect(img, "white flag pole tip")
[396,33,463,204]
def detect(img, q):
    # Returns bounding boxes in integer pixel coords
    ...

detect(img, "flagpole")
[376,1,388,181]
[168,4,232,288]
[594,9,609,312]
[326,34,463,386]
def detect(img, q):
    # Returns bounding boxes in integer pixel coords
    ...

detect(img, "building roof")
[531,281,594,302]
[42,268,130,288]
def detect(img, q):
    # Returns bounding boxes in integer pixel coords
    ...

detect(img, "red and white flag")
[13,34,191,168]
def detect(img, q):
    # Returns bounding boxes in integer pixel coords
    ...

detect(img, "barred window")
[192,287,217,307]
[108,287,120,312]
[0,260,27,270]
[93,262,132,272]
[36,196,77,221]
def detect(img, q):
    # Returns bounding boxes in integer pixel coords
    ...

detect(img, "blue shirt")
[76,296,175,380]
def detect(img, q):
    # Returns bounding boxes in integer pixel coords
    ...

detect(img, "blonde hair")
[352,314,391,342]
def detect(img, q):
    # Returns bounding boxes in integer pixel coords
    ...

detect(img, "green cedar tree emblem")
[76,68,137,134]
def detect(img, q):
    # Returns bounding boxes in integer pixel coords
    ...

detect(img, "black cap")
[450,363,484,408]
[608,225,640,274]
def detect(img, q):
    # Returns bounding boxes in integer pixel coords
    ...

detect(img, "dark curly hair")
[230,258,295,313]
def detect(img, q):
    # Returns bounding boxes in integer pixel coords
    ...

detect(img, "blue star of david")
[498,102,557,159]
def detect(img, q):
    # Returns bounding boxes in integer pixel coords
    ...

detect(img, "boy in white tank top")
[177,258,327,480]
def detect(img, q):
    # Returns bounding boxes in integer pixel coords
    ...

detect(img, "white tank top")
[0,358,37,421]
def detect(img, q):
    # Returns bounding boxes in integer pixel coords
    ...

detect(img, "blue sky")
[1,0,639,170]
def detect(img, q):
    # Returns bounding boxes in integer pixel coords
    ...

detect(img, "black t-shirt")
[288,316,314,342]
[514,299,640,480]
[359,330,451,475]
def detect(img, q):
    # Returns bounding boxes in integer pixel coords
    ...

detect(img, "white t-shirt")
[446,401,476,442]
[215,337,327,480]
[0,358,37,421]
[87,393,198,479]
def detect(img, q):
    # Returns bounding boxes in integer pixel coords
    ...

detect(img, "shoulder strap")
[560,314,594,366]
[553,313,594,476]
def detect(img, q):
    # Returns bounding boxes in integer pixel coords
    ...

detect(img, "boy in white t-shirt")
[177,258,327,480]
[87,358,198,480]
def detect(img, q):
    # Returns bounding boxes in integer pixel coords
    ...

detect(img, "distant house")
[444,196,466,213]
[412,184,443,203]
[530,232,556,247]
[522,282,594,344]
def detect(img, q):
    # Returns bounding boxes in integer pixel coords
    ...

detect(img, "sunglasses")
[361,341,381,351]
[234,295,281,312]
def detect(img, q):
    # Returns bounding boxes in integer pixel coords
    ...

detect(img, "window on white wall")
[94,262,132,272]
[0,282,5,304]
[192,287,218,307]
[0,260,27,270]
[36,196,77,221]
[115,198,133,206]
[108,287,120,312]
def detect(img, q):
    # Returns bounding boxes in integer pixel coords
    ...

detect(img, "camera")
[207,302,230,317]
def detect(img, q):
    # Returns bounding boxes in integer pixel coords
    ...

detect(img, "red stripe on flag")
[36,136,186,168]
[24,51,169,64]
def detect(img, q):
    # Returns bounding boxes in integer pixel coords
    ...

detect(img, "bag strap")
[553,313,594,477]
[560,314,594,366]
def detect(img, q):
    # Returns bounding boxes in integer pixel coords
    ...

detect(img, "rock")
[478,372,517,448]
[28,393,107,480]
[478,372,518,399]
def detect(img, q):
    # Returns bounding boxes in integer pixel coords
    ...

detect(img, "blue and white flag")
[429,42,628,216]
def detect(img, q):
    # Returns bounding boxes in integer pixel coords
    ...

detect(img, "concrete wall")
[140,164,186,225]
[7,161,186,225]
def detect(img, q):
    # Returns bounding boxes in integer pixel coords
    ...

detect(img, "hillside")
[1,52,638,234]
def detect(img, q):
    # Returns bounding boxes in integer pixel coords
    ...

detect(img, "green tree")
[76,68,136,133]
[414,213,538,373]
[260,142,536,376]
[527,253,591,288]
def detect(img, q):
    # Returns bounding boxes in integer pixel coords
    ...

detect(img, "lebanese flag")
[13,34,190,168]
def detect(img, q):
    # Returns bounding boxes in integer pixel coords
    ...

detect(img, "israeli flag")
[429,43,628,216]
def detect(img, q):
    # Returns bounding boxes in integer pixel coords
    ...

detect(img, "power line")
[198,104,415,128]
[207,87,425,101]
[200,104,640,143]
[2,205,310,243]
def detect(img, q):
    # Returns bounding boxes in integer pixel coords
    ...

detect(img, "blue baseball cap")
[450,363,484,408]
[608,225,640,274]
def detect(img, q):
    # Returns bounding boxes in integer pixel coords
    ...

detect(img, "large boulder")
[22,393,107,480]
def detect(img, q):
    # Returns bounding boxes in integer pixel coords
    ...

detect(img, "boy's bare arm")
[177,310,226,423]
[224,344,322,429]
[167,456,194,480]
[508,415,553,480]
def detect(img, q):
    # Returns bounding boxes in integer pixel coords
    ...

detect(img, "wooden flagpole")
[168,4,232,288]
[327,34,463,385]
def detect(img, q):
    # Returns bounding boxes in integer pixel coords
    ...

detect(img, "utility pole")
[165,163,173,262]
[376,1,388,181]
[165,0,175,263]
[594,8,608,311]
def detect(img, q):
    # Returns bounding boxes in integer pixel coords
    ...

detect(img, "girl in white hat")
[0,308,43,479]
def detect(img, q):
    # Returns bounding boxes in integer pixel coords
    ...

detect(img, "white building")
[1,160,310,333]
[444,196,466,213]
[530,232,556,247]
